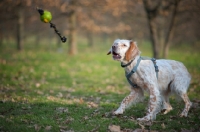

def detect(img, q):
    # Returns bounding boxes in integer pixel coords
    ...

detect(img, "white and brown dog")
[107,39,192,122]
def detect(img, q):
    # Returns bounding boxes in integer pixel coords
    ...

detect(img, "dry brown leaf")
[6,118,13,123]
[21,119,28,123]
[56,107,68,113]
[60,128,74,132]
[35,83,41,88]
[181,128,193,132]
[64,117,74,124]
[34,124,41,132]
[79,98,84,104]
[138,122,145,130]
[36,90,43,95]
[133,129,145,132]
[45,126,52,131]
[193,99,200,103]
[161,123,166,129]
[108,125,121,132]
[191,102,199,109]
[49,90,54,93]
[11,98,15,102]
[0,115,5,118]
[57,92,63,98]
[87,102,98,108]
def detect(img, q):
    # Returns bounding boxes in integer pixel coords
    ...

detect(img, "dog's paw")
[137,117,153,126]
[162,107,173,115]
[137,117,149,122]
[137,114,154,122]
[113,108,124,115]
[180,111,188,117]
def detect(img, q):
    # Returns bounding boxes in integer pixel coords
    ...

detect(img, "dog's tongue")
[112,51,118,55]
[112,52,121,59]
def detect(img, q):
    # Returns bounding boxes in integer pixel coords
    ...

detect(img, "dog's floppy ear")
[107,50,111,55]
[125,41,139,61]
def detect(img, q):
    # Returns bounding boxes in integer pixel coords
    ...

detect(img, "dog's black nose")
[112,45,116,49]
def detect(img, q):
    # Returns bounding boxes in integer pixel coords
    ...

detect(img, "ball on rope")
[36,7,67,43]
[37,7,52,23]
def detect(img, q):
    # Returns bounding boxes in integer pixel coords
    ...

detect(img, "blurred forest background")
[0,0,199,58]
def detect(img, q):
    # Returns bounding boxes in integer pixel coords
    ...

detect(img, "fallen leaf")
[108,125,121,132]
[133,129,157,132]
[21,119,28,123]
[161,123,166,129]
[34,124,41,132]
[45,126,52,131]
[79,98,84,104]
[191,102,199,109]
[60,127,74,132]
[0,115,5,118]
[59,125,68,130]
[63,117,74,124]
[56,107,68,113]
[192,98,200,103]
[57,92,63,98]
[181,128,193,132]
[35,83,41,88]
[36,90,43,95]
[133,128,146,132]
[87,102,98,108]
[83,116,89,120]
[11,98,15,102]
[90,125,100,132]
[138,122,145,130]
[6,118,13,123]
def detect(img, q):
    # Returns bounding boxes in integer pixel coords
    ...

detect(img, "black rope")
[49,22,67,43]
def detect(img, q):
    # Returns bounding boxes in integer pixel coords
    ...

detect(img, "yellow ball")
[40,11,52,23]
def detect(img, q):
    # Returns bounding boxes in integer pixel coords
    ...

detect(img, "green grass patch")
[0,41,200,131]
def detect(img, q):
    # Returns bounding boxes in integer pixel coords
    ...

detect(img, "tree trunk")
[148,17,160,58]
[143,0,161,59]
[0,36,2,47]
[87,32,94,47]
[17,7,24,51]
[68,10,77,55]
[162,0,179,58]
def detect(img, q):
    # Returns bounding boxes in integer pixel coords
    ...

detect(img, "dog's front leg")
[113,88,143,115]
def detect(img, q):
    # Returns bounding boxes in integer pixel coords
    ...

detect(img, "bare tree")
[68,0,77,55]
[16,5,24,50]
[162,0,180,58]
[143,0,161,58]
[143,0,181,58]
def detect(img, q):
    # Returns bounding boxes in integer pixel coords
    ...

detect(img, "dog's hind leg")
[180,93,192,117]
[162,90,173,114]
[113,88,143,115]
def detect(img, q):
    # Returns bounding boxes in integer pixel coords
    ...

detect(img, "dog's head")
[107,39,140,62]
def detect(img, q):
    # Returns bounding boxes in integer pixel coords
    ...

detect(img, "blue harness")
[121,56,159,88]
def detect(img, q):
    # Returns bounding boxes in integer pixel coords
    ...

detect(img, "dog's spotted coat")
[107,39,192,122]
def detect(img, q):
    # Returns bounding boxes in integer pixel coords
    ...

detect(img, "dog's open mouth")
[112,51,121,60]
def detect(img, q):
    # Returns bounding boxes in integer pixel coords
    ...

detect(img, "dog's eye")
[122,44,127,47]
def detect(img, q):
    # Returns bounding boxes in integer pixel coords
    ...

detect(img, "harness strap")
[151,58,159,79]
[126,57,142,88]
[123,56,159,88]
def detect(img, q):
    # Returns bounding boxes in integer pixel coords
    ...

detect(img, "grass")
[0,40,200,132]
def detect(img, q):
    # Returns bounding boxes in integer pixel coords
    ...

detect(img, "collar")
[121,59,134,67]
